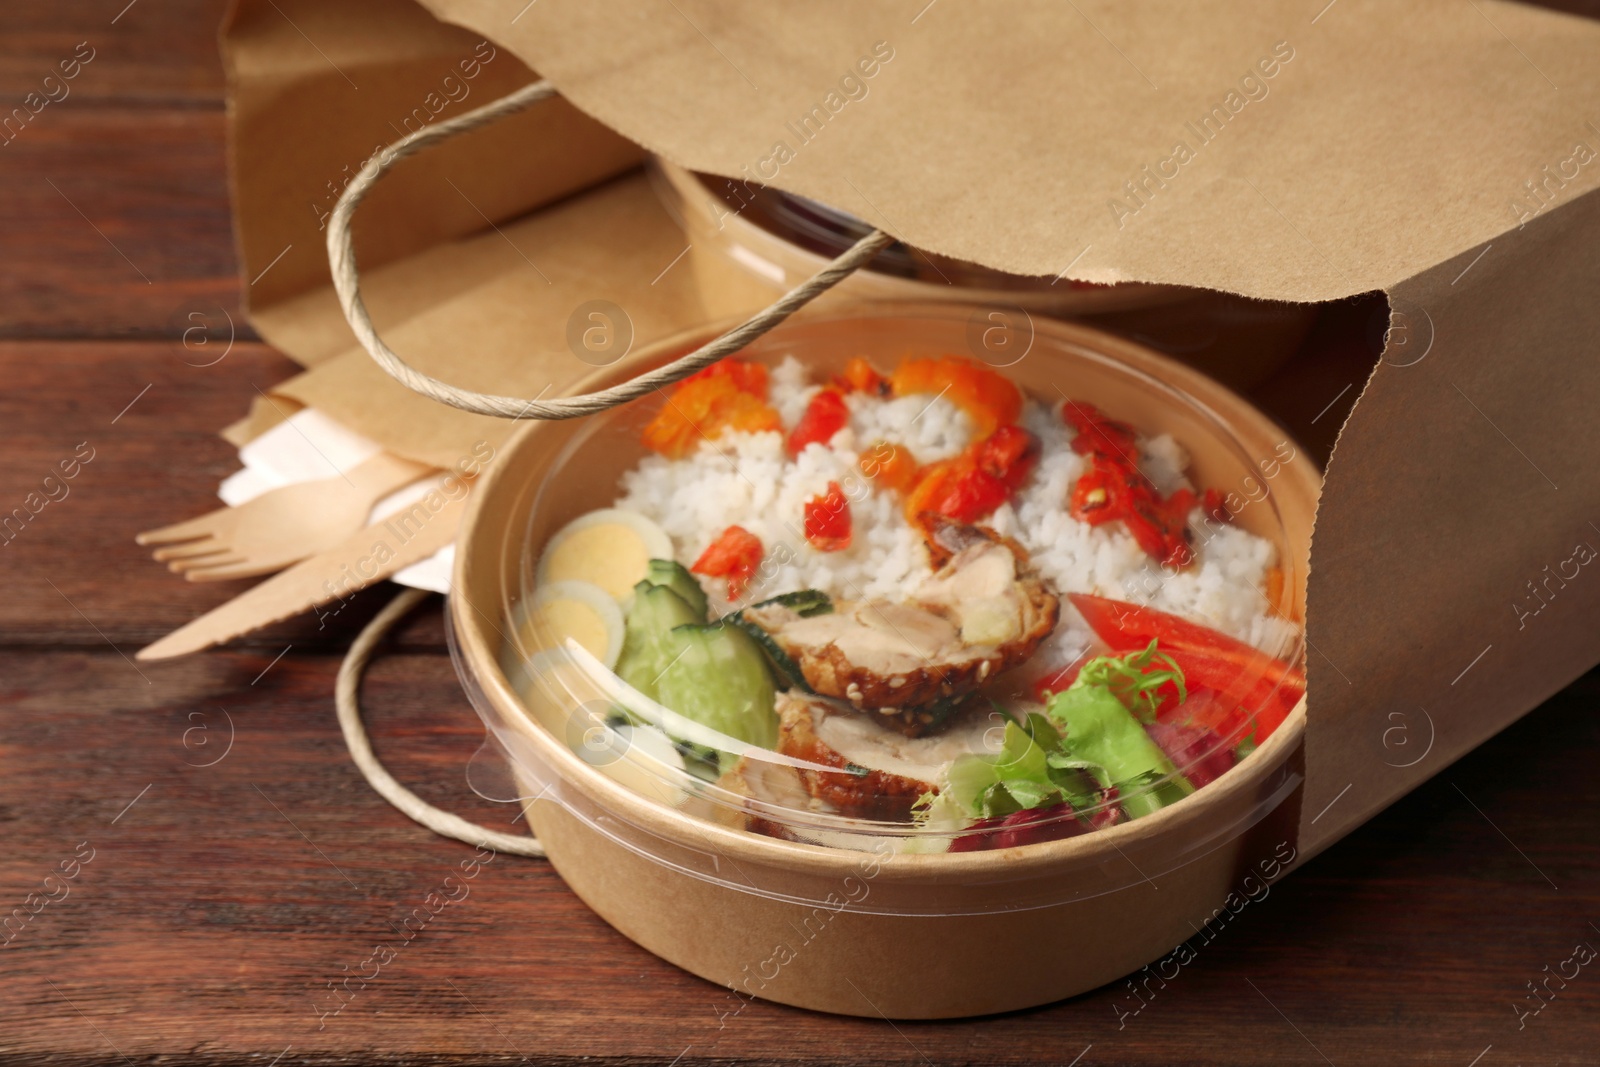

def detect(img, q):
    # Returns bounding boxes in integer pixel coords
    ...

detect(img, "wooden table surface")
[4,3,1599,1064]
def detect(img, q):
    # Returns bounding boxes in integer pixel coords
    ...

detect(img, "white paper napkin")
[218,408,454,593]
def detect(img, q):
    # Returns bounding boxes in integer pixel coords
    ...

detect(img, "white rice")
[614,356,1295,673]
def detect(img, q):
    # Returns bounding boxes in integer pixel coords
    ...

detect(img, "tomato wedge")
[1165,649,1301,717]
[1068,593,1301,688]
[1031,660,1084,703]
[1068,592,1304,743]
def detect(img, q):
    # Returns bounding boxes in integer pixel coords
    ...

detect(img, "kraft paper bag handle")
[333,588,548,856]
[326,79,893,421]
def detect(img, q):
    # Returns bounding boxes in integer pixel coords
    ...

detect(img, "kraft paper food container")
[449,304,1319,1018]
[649,159,1317,390]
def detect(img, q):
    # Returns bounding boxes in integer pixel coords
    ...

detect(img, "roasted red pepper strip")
[1201,487,1230,525]
[860,440,921,494]
[904,425,1040,531]
[1061,401,1224,568]
[975,424,1041,491]
[890,356,1023,438]
[1069,455,1138,524]
[691,525,764,600]
[804,481,852,552]
[642,359,781,459]
[1062,401,1139,460]
[926,466,1010,525]
[682,359,769,395]
[1134,487,1198,568]
[786,387,851,457]
[1068,458,1193,565]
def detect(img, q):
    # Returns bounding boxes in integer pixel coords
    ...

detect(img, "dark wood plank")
[0,339,444,652]
[1,640,1596,1065]
[0,109,246,340]
[0,0,230,105]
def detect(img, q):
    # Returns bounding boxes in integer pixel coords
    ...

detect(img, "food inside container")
[494,317,1307,856]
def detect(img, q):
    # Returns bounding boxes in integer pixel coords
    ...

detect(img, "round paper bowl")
[449,304,1319,1018]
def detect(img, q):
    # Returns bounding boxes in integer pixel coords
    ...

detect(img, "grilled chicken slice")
[775,691,999,820]
[714,757,887,846]
[743,525,1059,736]
[710,754,839,842]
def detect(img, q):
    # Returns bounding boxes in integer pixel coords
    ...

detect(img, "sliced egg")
[535,508,674,602]
[514,580,625,669]
[503,648,598,727]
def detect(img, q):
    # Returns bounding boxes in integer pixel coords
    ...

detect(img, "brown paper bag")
[400,0,1600,854]
[221,0,1600,857]
[221,0,777,460]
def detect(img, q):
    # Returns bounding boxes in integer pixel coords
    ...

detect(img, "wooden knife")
[137,492,465,660]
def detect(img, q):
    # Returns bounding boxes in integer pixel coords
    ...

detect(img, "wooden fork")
[136,451,434,582]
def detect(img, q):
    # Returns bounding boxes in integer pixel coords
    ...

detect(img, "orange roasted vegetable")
[641,359,781,459]
[889,355,1022,437]
[858,440,920,494]
[902,425,1041,531]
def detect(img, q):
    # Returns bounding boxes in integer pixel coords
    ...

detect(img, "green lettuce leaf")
[938,714,1103,819]
[1074,638,1186,724]
[1046,652,1193,819]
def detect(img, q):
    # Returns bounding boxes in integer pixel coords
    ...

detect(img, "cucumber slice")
[672,739,724,783]
[725,589,833,691]
[640,558,708,621]
[615,582,705,703]
[654,622,778,749]
[727,617,809,691]
[747,589,833,618]
[579,723,689,807]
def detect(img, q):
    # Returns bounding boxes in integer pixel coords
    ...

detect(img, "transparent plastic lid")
[477,308,1308,861]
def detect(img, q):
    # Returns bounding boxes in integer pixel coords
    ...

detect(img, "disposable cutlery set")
[135,411,459,660]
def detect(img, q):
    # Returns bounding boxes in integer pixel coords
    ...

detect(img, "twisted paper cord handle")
[326,79,893,420]
[336,588,547,857]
